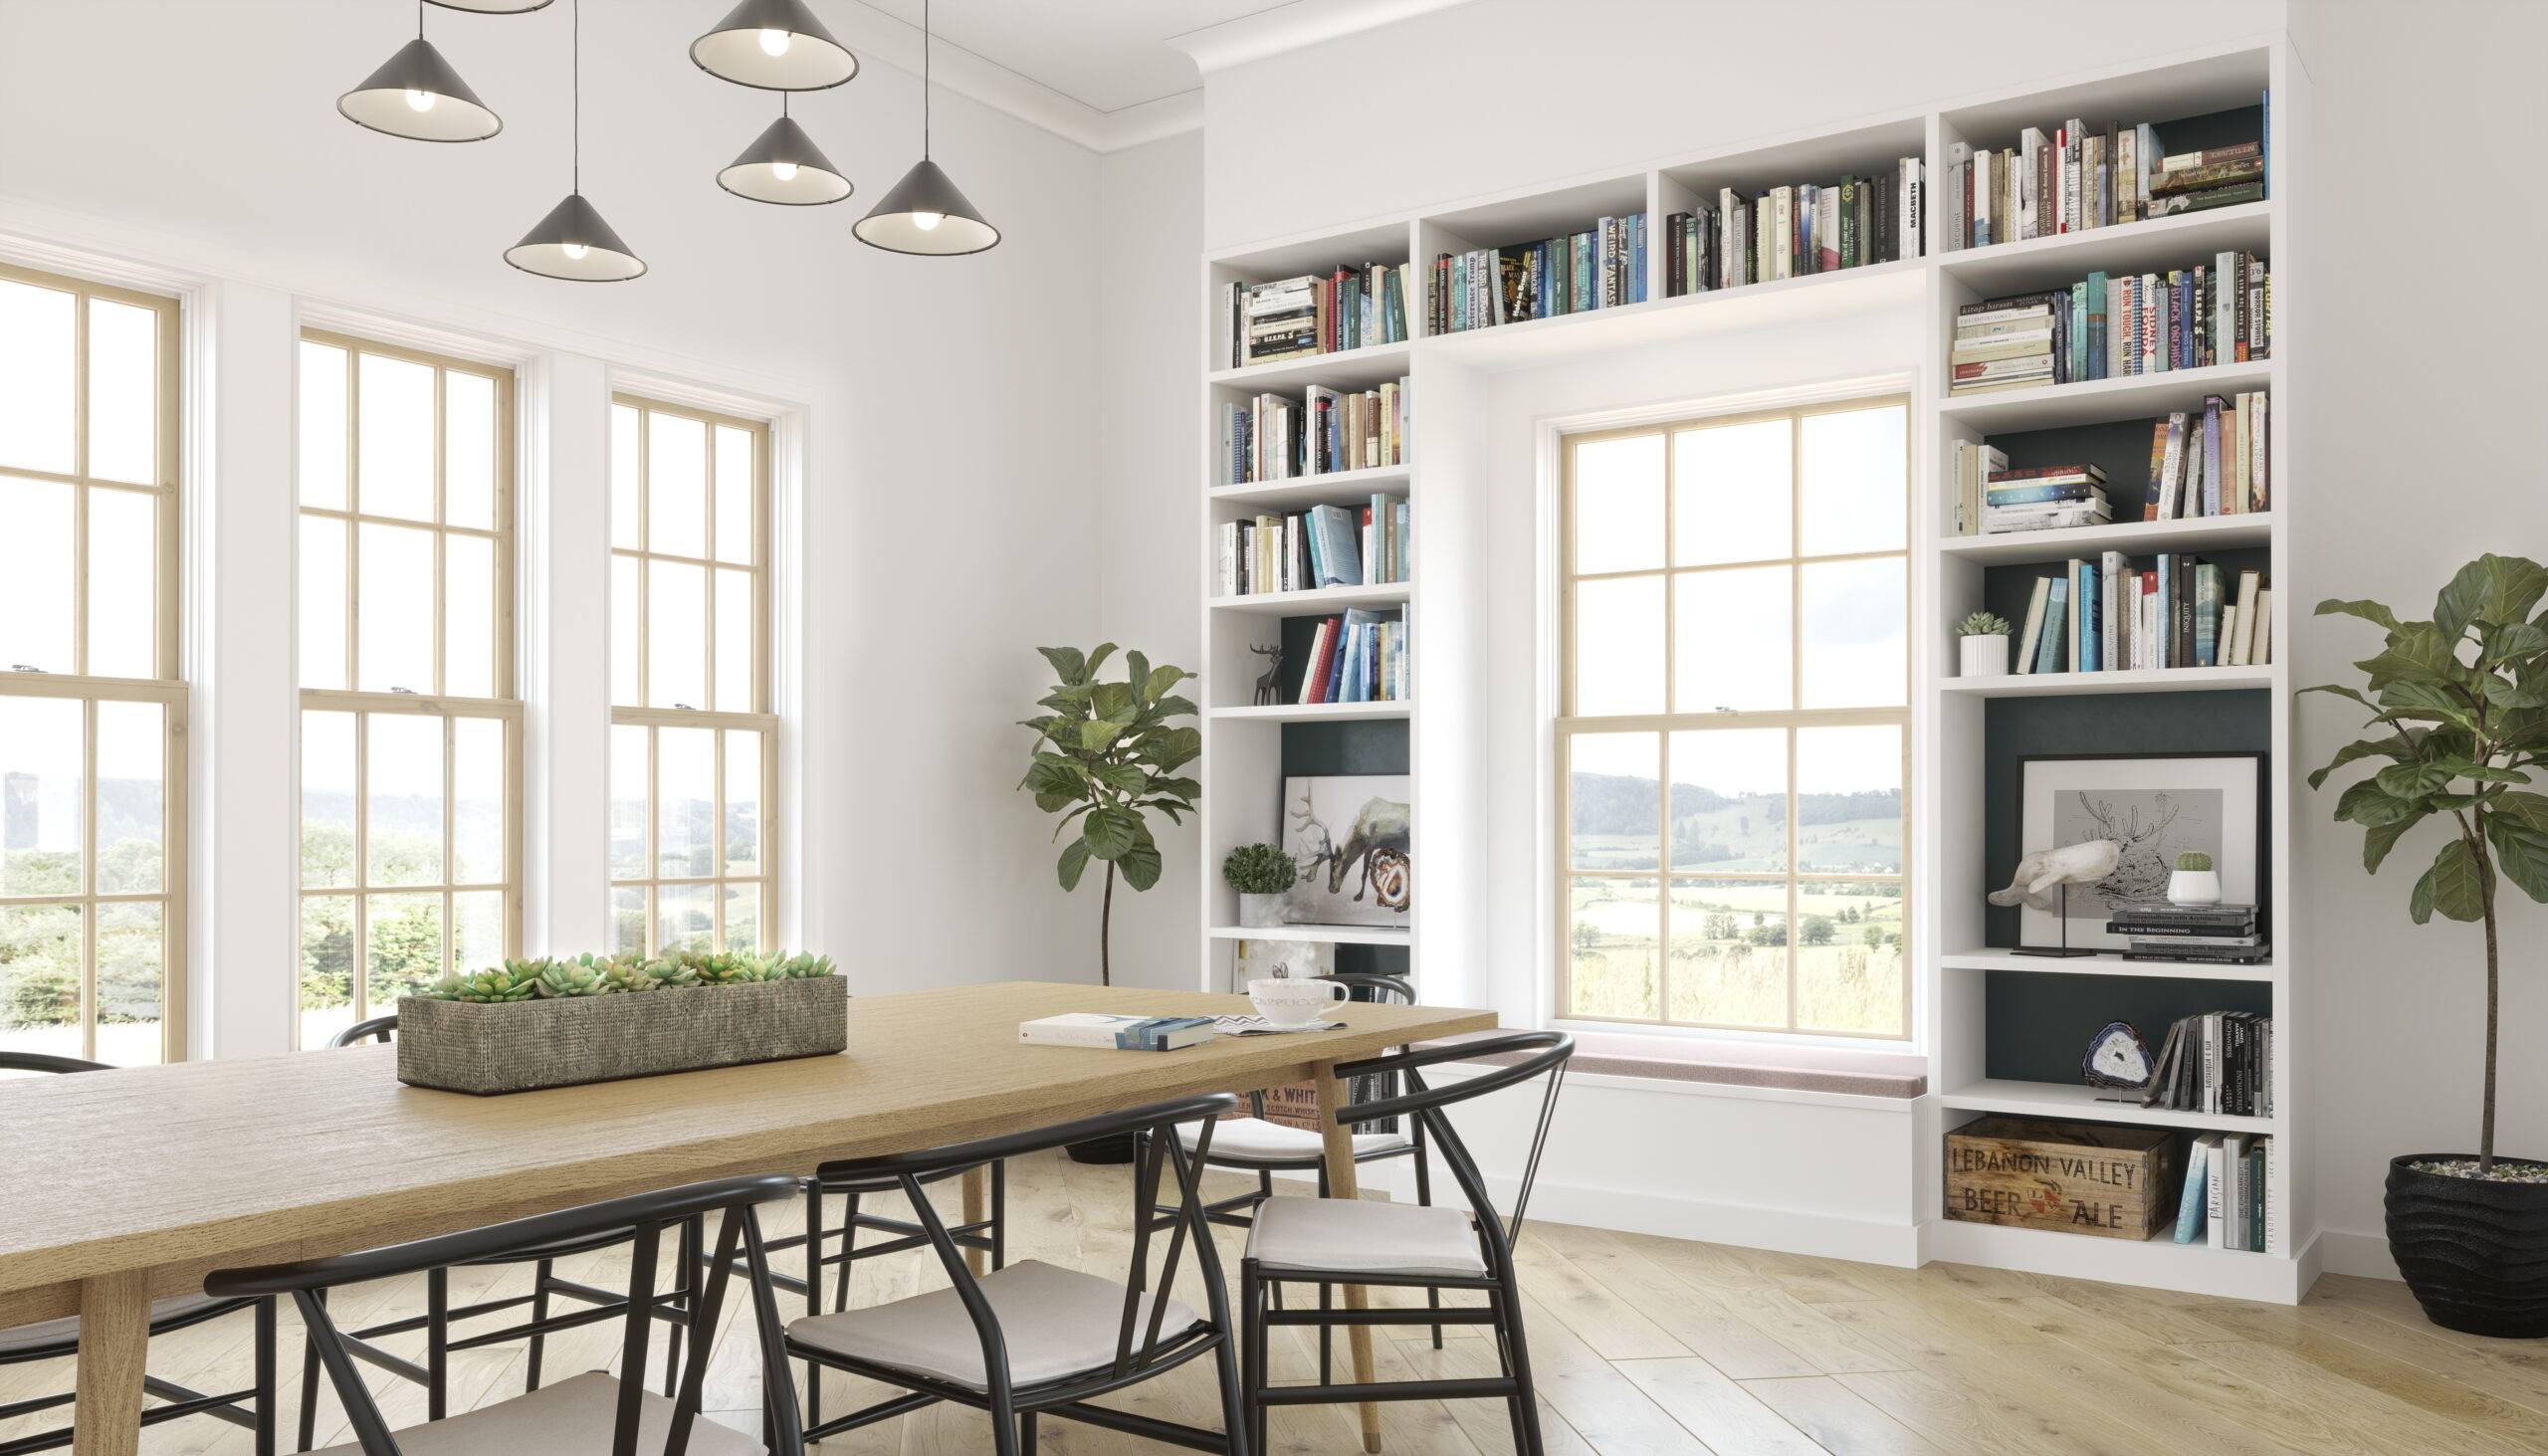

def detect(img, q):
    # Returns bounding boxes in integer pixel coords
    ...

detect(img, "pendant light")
[718,95,853,205]
[855,0,998,256]
[425,0,551,10]
[505,0,645,281]
[338,2,502,142]
[691,0,857,92]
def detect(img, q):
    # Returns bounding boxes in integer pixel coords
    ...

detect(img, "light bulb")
[405,89,437,113]
[758,28,792,57]
[912,211,944,231]
[562,242,589,261]
[770,161,799,183]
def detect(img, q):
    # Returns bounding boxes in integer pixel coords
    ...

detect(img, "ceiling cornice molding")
[1167,0,1478,76]
[821,10,1197,154]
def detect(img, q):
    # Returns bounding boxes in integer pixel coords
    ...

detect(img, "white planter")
[2167,869,2223,906]
[1237,893,1289,929]
[1959,634,2012,678]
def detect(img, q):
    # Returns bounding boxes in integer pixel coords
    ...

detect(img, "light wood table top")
[0,980,1495,1325]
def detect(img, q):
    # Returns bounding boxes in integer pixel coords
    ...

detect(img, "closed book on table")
[1018,1013,1216,1051]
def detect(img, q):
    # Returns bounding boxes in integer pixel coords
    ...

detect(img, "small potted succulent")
[1223,843,1299,928]
[2166,851,2221,906]
[1957,611,2013,678]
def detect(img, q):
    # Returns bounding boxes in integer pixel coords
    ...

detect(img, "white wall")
[0,0,1109,1049]
[1093,131,1208,990]
[2285,0,2548,1277]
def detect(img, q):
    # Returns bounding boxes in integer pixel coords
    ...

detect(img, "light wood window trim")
[1556,395,1912,1039]
[0,262,187,1063]
[609,394,775,956]
[296,331,521,1039]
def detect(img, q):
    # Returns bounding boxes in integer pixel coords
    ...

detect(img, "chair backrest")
[206,1172,805,1456]
[815,1094,1239,1404]
[0,1051,108,1076]
[328,1014,398,1047]
[1329,1031,1572,1267]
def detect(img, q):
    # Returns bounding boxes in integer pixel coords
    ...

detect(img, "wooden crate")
[1944,1116,2182,1240]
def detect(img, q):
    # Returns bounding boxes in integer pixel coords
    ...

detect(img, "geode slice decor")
[2082,1020,2153,1090]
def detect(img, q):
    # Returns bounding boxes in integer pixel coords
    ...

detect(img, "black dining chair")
[783,1094,1248,1456]
[0,1052,279,1456]
[1238,1030,1572,1456]
[299,1016,703,1448]
[206,1173,806,1456]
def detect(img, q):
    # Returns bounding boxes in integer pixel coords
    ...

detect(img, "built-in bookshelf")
[1196,35,2308,1302]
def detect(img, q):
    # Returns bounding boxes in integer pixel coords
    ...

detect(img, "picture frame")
[1278,773,1411,927]
[2014,752,2264,952]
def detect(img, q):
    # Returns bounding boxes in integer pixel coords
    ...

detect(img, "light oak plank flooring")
[6,1151,2546,1454]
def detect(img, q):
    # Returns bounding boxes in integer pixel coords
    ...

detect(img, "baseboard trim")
[1479,1171,1920,1267]
[2317,1225,2402,1281]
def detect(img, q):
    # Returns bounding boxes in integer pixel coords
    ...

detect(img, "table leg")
[70,1268,151,1456]
[961,1165,988,1277]
[1313,1059,1383,1455]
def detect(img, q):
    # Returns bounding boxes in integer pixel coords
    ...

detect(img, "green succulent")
[535,959,610,998]
[1957,611,2014,638]
[2174,851,2215,872]
[767,950,836,979]
[419,963,540,1003]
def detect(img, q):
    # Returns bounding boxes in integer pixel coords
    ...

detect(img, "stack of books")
[1949,394,2270,535]
[1430,213,1644,332]
[1948,253,2270,396]
[1979,461,2110,534]
[2177,1132,2278,1253]
[1217,494,1408,596]
[1218,378,1407,484]
[1019,1013,1216,1051]
[2142,1008,2273,1113]
[1662,158,1924,296]
[2014,558,2271,673]
[2109,900,2266,962]
[1299,606,1406,705]
[1938,94,2264,250]
[1221,264,1410,369]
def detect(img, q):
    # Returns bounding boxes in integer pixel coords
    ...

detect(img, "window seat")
[1425,1029,1925,1100]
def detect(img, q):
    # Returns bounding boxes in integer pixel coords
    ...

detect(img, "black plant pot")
[2385,1153,2548,1338]
[1066,1133,1140,1165]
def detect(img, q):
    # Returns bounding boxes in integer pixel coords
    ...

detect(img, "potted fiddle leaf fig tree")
[2305,553,2548,1337]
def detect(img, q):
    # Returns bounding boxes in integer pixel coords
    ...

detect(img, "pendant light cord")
[416,0,423,39]
[570,0,580,193]
[922,0,932,158]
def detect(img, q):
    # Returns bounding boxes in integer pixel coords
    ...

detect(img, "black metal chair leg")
[1017,1409,1037,1450]
[989,1396,1021,1456]
[1242,1265,1269,1456]
[990,1160,1007,1271]
[524,1256,554,1392]
[664,1216,695,1397]
[803,1186,824,1432]
[1496,1280,1545,1456]
[1317,1281,1333,1386]
[425,1266,449,1421]
[297,1287,325,1451]
[1413,1132,1445,1349]
[831,1193,859,1314]
[254,1295,279,1456]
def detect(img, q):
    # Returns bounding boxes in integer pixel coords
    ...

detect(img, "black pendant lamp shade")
[691,0,857,91]
[338,36,502,141]
[505,193,646,281]
[855,158,997,254]
[718,110,852,205]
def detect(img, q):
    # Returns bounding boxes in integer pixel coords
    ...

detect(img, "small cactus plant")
[2175,850,2215,872]
[1957,611,2013,638]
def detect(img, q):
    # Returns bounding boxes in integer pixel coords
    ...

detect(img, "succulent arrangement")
[414,948,837,1003]
[2174,851,2214,872]
[1222,843,1300,896]
[1957,611,2014,637]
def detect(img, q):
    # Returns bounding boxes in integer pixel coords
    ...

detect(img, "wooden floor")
[10,1149,2548,1454]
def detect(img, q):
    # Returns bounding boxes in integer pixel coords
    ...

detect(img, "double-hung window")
[607,395,773,956]
[1558,396,1911,1037]
[296,332,520,1046]
[0,264,184,1063]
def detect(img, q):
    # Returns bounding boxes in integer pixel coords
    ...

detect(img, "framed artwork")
[2015,752,2264,951]
[1278,774,1411,927]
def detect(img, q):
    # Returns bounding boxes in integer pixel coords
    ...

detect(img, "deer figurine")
[1250,643,1284,706]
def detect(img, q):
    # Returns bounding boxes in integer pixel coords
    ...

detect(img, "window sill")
[1432,1028,1926,1100]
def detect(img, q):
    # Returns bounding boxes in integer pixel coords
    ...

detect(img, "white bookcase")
[1194,33,2312,1301]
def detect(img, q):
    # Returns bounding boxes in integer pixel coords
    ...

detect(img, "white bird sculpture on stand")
[1988,839,2120,912]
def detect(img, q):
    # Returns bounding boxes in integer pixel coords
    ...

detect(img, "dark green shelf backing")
[1265,611,1409,978]
[1985,970,2270,1084]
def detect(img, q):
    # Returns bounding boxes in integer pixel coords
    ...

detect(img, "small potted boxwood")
[1957,611,2013,677]
[1223,843,1299,928]
[2306,554,2548,1337]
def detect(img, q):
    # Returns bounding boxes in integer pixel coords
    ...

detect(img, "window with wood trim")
[607,395,773,957]
[1558,397,1911,1038]
[296,332,520,1047]
[0,264,185,1064]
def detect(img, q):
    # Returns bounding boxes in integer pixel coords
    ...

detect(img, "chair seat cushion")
[1247,1197,1487,1279]
[1179,1117,1408,1166]
[787,1258,1202,1392]
[0,1293,237,1357]
[308,1370,759,1456]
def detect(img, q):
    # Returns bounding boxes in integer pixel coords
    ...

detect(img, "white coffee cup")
[1248,977,1349,1026]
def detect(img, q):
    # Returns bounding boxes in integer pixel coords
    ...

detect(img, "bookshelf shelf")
[1941,948,2276,982]
[1937,201,2271,296]
[1208,702,1411,724]
[1939,664,2272,697]
[1208,581,1412,617]
[1925,1219,2301,1304]
[1939,1078,2276,1134]
[1209,464,1411,511]
[1208,342,1412,392]
[1430,257,1926,369]
[1941,512,2272,564]
[1206,924,1412,946]
[1938,359,2272,433]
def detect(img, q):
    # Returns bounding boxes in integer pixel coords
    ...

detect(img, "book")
[1226,264,1412,369]
[2178,1134,2219,1243]
[1674,161,1921,297]
[2014,576,2051,674]
[1018,1013,1216,1052]
[1952,263,2267,394]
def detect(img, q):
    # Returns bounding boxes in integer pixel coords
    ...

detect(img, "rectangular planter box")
[1944,1115,2182,1240]
[395,976,848,1095]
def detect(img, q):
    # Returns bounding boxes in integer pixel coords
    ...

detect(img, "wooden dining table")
[0,979,1495,1456]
